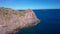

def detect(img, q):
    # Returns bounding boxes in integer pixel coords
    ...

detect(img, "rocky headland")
[0,7,40,34]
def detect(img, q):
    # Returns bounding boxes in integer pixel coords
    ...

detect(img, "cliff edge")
[0,7,40,34]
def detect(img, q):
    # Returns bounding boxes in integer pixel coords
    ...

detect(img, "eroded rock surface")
[0,7,40,34]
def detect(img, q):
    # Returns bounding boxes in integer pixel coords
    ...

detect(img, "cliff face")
[0,7,40,34]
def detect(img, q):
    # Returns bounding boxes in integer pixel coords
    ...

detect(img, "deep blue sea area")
[17,9,60,34]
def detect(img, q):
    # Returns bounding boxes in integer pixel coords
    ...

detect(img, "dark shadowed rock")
[0,7,40,34]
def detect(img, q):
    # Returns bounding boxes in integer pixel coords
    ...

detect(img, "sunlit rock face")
[0,7,40,34]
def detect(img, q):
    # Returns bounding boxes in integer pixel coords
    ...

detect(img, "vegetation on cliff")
[0,7,26,20]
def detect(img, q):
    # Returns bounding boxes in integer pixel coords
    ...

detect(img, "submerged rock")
[0,7,40,34]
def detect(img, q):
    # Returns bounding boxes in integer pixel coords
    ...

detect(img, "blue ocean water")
[17,9,60,34]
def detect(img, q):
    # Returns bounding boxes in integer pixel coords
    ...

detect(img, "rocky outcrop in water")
[0,7,40,34]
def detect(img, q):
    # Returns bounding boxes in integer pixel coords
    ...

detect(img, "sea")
[16,9,60,34]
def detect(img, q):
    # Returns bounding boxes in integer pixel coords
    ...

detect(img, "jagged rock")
[0,7,40,34]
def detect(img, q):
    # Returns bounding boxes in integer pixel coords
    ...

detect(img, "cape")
[0,7,40,34]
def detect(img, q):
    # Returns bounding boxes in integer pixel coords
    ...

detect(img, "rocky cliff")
[0,7,40,34]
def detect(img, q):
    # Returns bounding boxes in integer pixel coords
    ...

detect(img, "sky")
[0,0,60,10]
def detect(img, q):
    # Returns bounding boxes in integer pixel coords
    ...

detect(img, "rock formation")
[0,7,40,34]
